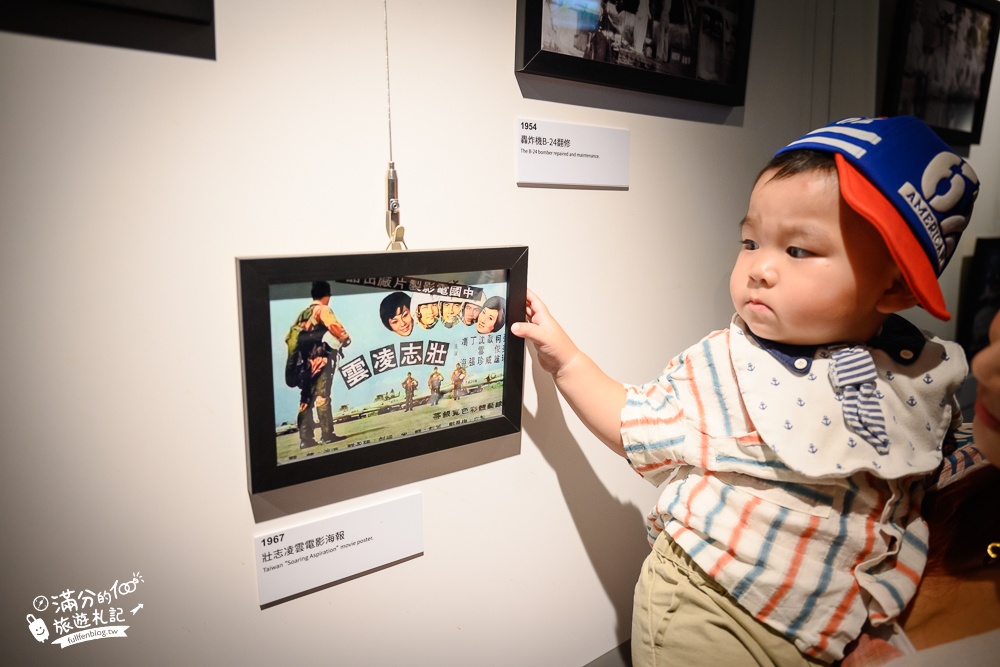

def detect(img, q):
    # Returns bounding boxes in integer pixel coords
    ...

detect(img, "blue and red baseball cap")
[775,116,979,320]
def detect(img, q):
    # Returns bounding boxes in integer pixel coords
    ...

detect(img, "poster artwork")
[270,270,509,466]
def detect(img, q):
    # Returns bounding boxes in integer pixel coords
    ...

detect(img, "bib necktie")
[830,346,890,454]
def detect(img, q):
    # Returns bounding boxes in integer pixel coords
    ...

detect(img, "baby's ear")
[876,276,919,314]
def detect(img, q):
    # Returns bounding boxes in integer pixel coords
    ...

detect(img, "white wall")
[1,2,997,665]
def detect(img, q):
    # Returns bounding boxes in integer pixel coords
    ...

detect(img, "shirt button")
[794,358,808,370]
[900,350,914,360]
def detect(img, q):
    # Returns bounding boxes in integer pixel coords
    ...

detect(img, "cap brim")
[835,154,951,321]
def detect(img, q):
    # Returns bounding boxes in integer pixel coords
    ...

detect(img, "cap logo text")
[897,182,946,269]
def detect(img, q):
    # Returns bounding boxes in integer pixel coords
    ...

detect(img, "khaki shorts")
[632,531,827,667]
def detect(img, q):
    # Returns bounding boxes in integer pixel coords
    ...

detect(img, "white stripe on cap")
[785,136,869,158]
[808,125,883,145]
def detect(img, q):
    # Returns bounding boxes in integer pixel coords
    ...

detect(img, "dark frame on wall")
[0,0,215,60]
[882,0,999,146]
[956,237,1000,361]
[515,0,755,106]
[238,247,528,494]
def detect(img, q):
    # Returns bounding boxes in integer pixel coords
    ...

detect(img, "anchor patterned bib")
[731,315,967,479]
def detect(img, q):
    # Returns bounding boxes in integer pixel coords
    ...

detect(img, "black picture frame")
[238,246,528,494]
[882,0,1000,146]
[515,0,755,106]
[0,0,215,60]
[956,237,1000,361]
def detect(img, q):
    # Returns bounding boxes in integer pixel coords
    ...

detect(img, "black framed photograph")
[0,0,215,59]
[882,0,1000,145]
[957,237,1000,361]
[515,0,755,106]
[238,246,528,494]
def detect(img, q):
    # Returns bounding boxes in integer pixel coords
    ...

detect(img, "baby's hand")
[510,288,580,376]
[972,310,1000,465]
[512,289,627,454]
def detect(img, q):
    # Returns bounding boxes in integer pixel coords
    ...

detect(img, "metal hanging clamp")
[385,161,406,251]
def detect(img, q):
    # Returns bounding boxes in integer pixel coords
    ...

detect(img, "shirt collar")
[743,314,927,375]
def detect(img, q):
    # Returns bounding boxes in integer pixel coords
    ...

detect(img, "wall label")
[254,492,423,606]
[516,118,629,189]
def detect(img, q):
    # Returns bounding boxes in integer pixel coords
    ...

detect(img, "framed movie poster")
[515,0,755,106]
[238,247,528,494]
[882,0,1000,145]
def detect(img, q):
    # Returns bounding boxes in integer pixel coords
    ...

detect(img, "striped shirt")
[621,316,967,662]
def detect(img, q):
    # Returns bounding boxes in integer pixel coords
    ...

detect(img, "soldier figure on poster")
[428,366,444,406]
[284,280,352,449]
[401,372,418,411]
[451,363,467,401]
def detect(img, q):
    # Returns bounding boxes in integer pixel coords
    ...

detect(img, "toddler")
[512,116,983,665]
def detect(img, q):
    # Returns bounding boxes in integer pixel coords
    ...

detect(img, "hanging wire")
[384,0,393,163]
[382,0,404,250]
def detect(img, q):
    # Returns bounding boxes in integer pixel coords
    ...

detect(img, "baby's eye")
[787,246,813,258]
[741,239,758,250]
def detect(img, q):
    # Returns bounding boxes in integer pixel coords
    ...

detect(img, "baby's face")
[730,168,899,345]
